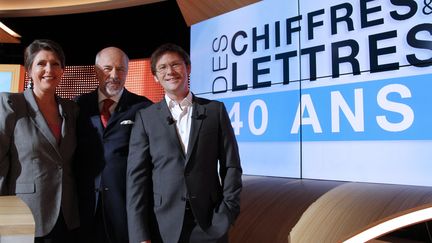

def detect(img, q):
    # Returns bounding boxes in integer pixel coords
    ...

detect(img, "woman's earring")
[26,79,33,89]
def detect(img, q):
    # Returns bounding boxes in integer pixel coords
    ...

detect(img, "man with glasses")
[126,43,243,243]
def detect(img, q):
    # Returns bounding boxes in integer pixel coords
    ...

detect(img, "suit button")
[104,187,109,191]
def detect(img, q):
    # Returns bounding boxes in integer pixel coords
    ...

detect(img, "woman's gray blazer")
[0,89,79,237]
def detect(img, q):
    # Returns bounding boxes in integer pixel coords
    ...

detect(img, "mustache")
[105,78,121,83]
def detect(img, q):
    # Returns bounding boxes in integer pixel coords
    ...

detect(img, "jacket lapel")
[185,98,206,164]
[23,89,62,159]
[87,90,104,135]
[58,99,74,159]
[106,89,129,129]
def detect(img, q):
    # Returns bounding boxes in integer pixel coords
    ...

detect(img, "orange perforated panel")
[24,58,164,102]
[59,65,98,99]
[126,59,164,103]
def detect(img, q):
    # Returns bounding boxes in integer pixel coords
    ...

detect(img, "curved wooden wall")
[0,196,35,243]
[229,176,345,242]
[230,176,432,243]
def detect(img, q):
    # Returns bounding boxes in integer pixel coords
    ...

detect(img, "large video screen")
[0,72,13,92]
[190,0,432,186]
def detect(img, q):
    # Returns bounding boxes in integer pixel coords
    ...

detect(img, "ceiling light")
[343,206,432,242]
[0,21,21,38]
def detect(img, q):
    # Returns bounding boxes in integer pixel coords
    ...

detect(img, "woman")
[0,39,79,243]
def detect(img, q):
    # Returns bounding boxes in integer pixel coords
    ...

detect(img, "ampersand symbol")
[423,0,432,15]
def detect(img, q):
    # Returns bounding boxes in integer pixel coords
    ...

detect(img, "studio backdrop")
[190,0,432,187]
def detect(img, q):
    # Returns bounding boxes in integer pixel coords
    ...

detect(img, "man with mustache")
[74,47,152,243]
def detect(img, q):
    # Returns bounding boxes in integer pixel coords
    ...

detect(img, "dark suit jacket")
[0,89,80,237]
[127,95,243,243]
[75,88,152,243]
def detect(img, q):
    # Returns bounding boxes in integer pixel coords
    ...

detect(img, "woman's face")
[29,50,64,95]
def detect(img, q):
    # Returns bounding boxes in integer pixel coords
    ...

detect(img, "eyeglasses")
[156,61,184,75]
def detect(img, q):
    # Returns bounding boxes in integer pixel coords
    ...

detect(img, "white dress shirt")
[165,92,193,154]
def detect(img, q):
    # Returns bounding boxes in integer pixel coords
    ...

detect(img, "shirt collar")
[165,92,193,109]
[98,88,124,104]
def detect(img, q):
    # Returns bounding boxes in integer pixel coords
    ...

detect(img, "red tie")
[101,99,114,128]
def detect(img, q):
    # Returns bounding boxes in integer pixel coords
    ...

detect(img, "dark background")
[0,1,190,65]
[1,1,432,241]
